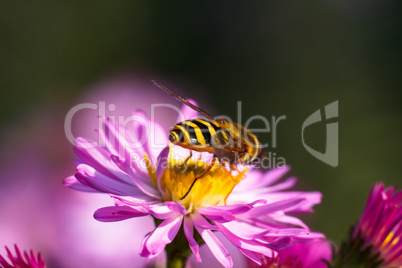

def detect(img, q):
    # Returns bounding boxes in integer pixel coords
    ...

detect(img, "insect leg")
[184,150,193,164]
[180,150,193,173]
[180,156,218,200]
[230,162,240,173]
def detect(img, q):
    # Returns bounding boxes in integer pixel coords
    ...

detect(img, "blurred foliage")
[0,0,401,244]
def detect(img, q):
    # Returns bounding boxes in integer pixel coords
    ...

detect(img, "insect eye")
[169,129,184,144]
[169,133,178,144]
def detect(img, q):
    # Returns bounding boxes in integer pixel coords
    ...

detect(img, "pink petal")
[225,233,272,255]
[199,199,266,217]
[234,166,290,191]
[191,213,219,230]
[246,197,306,217]
[220,226,287,257]
[123,110,168,162]
[238,248,263,266]
[267,214,310,230]
[75,164,144,196]
[269,192,322,204]
[75,137,133,184]
[102,118,155,183]
[198,208,235,223]
[156,146,170,194]
[258,166,291,186]
[63,175,99,193]
[233,191,322,214]
[102,118,141,161]
[291,232,326,242]
[156,146,169,179]
[25,250,39,267]
[193,217,233,268]
[140,215,183,258]
[94,206,149,222]
[0,256,10,267]
[5,246,18,263]
[145,204,176,219]
[165,202,188,215]
[110,194,156,206]
[259,177,297,193]
[111,156,162,199]
[149,119,170,157]
[183,217,202,262]
[131,110,156,165]
[270,192,323,213]
[264,236,294,251]
[262,228,309,237]
[220,221,273,240]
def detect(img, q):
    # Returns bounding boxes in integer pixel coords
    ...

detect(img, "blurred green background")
[1,1,401,245]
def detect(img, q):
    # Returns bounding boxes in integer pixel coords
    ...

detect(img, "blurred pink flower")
[65,99,324,267]
[0,245,45,268]
[248,239,332,268]
[353,183,402,267]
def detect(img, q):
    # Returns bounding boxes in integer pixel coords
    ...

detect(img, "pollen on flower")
[151,151,247,211]
[143,153,157,185]
[381,231,399,249]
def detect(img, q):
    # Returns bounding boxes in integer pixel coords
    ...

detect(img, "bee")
[152,80,262,199]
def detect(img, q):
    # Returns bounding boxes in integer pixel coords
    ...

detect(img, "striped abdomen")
[169,119,221,153]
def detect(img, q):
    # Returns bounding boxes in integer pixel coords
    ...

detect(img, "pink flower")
[0,245,45,268]
[65,101,324,267]
[353,183,402,267]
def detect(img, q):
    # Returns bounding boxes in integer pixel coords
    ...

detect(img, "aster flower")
[65,101,324,267]
[0,245,45,268]
[248,238,332,268]
[332,183,401,267]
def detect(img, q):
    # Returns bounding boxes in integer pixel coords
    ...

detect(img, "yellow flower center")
[145,149,247,212]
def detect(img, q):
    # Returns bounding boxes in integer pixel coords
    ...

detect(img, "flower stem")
[153,218,197,268]
[165,225,193,268]
[330,226,383,268]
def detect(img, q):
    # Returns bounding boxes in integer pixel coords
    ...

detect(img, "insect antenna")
[152,80,213,120]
